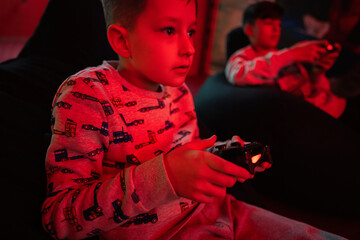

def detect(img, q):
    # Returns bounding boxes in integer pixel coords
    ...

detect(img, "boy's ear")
[107,24,131,58]
[243,24,253,37]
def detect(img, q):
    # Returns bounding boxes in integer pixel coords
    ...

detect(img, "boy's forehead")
[146,0,193,7]
[143,0,196,21]
[256,18,282,23]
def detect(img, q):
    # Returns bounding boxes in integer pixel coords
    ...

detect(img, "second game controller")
[324,42,339,53]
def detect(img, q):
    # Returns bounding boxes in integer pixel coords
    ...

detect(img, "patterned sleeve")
[41,73,177,239]
[225,47,296,86]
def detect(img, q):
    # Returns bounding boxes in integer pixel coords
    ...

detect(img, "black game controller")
[324,42,339,53]
[210,142,272,174]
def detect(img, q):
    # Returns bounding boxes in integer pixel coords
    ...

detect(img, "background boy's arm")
[225,41,328,87]
[225,47,298,87]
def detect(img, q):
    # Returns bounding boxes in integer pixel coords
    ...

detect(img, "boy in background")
[226,1,346,119]
[41,0,345,239]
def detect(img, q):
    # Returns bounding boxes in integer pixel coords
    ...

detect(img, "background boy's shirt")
[42,61,200,239]
[225,45,346,118]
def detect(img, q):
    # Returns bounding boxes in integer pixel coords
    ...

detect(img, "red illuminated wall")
[0,0,49,62]
[188,0,220,79]
[0,0,49,38]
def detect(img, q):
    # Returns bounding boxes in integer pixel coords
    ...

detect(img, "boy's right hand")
[163,135,254,203]
[289,40,328,64]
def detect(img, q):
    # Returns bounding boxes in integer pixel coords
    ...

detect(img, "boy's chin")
[269,41,279,49]
[164,76,187,87]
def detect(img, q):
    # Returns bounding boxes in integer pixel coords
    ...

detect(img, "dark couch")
[0,0,116,239]
[195,26,360,239]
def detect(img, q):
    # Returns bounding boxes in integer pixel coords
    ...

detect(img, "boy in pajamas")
[225,1,346,118]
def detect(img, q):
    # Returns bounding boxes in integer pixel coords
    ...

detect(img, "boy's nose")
[179,36,195,57]
[273,24,281,33]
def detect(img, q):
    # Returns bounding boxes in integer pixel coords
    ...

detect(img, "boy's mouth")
[173,65,190,69]
[172,65,190,75]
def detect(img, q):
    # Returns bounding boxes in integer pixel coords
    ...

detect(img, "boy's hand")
[314,42,341,72]
[163,136,254,203]
[289,40,328,64]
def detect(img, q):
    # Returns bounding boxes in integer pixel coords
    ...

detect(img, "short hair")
[101,0,198,30]
[242,1,284,26]
[101,0,148,30]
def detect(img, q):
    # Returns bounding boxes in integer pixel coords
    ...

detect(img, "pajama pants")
[168,195,346,240]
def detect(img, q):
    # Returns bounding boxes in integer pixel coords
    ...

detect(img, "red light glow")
[326,44,334,51]
[251,154,261,164]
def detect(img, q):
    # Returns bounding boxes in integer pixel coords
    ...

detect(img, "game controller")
[209,142,272,174]
[324,42,339,53]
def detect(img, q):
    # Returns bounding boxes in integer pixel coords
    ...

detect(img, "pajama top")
[41,61,200,239]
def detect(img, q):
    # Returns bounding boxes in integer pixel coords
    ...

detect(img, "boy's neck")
[251,45,276,56]
[117,64,161,92]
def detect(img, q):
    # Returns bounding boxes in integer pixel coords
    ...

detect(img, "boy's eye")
[263,19,273,25]
[162,27,175,35]
[188,29,196,37]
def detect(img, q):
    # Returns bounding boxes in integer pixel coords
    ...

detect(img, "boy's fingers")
[231,135,245,146]
[261,162,272,169]
[237,177,250,183]
[186,135,217,150]
[208,155,253,179]
[254,162,272,172]
[206,168,237,187]
[255,166,266,172]
[334,43,341,51]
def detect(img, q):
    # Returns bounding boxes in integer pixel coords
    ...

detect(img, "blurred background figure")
[326,0,360,54]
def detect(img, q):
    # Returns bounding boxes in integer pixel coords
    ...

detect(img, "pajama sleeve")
[41,74,178,239]
[225,48,296,87]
